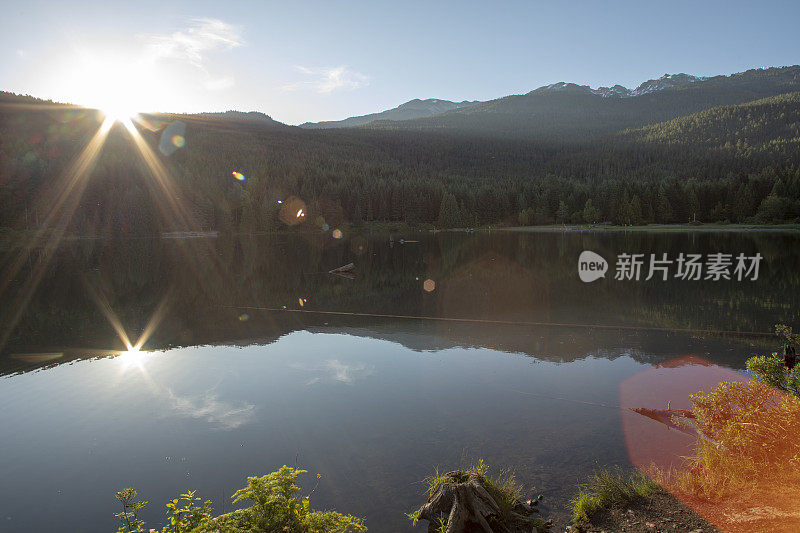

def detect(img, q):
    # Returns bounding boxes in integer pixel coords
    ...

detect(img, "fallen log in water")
[629,406,722,448]
[328,262,356,274]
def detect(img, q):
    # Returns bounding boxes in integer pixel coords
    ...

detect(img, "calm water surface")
[1,230,799,531]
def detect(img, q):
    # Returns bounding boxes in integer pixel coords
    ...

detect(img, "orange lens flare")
[619,356,800,531]
[278,196,307,226]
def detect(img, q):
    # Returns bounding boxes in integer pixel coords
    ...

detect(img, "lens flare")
[278,196,307,226]
[159,120,187,156]
[332,229,343,239]
[232,171,246,181]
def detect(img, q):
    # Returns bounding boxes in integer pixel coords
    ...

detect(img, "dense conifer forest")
[1,66,799,235]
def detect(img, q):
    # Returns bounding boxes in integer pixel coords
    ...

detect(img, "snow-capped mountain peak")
[531,73,706,98]
[630,73,706,96]
[593,84,632,98]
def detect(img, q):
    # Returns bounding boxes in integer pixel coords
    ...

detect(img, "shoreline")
[498,223,800,233]
[570,490,720,532]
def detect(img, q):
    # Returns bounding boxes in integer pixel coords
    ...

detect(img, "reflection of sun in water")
[117,347,151,372]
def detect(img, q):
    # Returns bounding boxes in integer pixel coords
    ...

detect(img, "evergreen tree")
[583,199,599,223]
[556,200,570,223]
[437,192,460,228]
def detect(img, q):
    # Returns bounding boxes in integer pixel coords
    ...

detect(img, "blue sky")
[2,0,798,124]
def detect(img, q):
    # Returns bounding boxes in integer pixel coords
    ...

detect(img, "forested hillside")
[1,67,799,239]
[620,92,800,150]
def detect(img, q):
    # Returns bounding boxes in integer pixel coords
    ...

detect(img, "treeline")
[1,90,800,237]
[496,167,800,227]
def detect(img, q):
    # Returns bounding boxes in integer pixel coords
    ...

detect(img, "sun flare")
[55,49,160,122]
[116,347,151,371]
[101,103,139,123]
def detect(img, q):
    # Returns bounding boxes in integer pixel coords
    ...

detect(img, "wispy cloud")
[283,66,369,93]
[204,76,235,91]
[165,389,255,430]
[143,18,242,67]
[292,359,374,385]
[140,18,242,90]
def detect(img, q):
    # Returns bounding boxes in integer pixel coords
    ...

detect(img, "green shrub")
[115,466,366,533]
[655,380,800,500]
[193,466,366,532]
[162,490,213,533]
[746,324,800,397]
[746,354,800,397]
[114,488,148,533]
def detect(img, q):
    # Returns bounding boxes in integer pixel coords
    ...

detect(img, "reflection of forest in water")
[2,230,799,373]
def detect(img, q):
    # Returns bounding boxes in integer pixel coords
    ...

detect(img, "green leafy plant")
[746,354,800,397]
[162,489,213,533]
[746,324,800,397]
[230,466,306,530]
[115,467,365,533]
[195,465,366,532]
[114,488,148,533]
[775,324,800,345]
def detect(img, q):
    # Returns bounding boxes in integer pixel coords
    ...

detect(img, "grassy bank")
[570,468,661,524]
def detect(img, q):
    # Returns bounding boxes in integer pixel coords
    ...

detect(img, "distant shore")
[3,222,800,251]
[498,223,800,233]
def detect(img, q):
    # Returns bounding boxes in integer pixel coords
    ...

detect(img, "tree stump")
[413,471,550,533]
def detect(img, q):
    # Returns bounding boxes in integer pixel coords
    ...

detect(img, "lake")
[1,229,799,531]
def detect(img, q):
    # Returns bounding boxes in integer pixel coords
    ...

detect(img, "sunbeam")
[131,294,171,352]
[119,119,231,305]
[0,107,233,353]
[0,116,114,350]
[121,119,197,230]
[84,279,135,351]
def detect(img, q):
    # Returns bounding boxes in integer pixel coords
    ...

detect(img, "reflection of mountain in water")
[1,309,758,378]
[1,231,796,376]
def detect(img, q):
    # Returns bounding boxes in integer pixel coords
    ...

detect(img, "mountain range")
[291,67,800,142]
[362,67,800,140]
[298,72,708,130]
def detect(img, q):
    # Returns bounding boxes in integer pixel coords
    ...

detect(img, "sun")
[91,74,148,123]
[57,49,157,122]
[101,102,140,123]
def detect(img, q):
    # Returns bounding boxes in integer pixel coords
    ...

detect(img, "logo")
[578,251,608,282]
